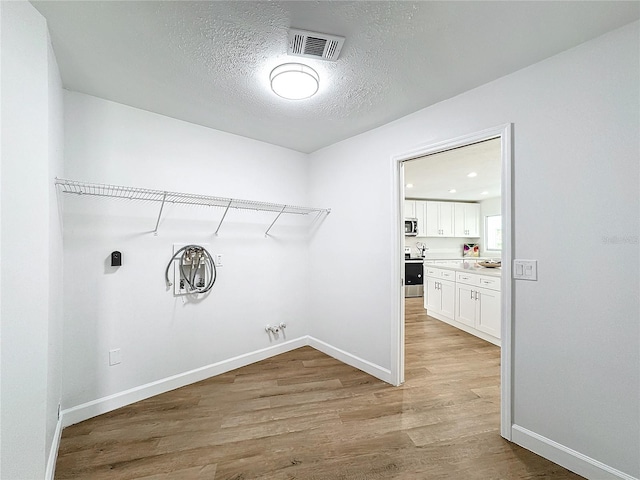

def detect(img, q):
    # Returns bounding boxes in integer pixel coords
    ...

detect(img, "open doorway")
[391,124,513,440]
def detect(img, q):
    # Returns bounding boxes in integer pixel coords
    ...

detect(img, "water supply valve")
[265,323,287,334]
[265,324,279,334]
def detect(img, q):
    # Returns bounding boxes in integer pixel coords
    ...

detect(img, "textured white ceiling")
[32,1,640,153]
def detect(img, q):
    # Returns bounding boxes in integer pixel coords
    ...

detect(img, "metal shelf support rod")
[215,200,233,236]
[153,192,167,235]
[265,205,287,237]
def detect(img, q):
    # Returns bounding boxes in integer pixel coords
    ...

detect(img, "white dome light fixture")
[270,63,319,100]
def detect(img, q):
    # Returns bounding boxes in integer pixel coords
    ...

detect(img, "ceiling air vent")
[287,29,345,61]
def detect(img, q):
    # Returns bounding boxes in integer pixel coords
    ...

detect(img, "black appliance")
[404,259,423,298]
[405,218,418,236]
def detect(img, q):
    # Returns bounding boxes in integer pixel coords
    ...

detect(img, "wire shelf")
[55,178,330,236]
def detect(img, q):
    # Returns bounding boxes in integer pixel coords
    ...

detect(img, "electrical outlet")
[109,348,122,366]
[215,254,223,267]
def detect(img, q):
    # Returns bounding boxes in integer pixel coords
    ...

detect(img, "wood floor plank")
[55,298,584,479]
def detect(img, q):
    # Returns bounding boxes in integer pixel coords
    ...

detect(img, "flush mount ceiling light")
[270,63,319,100]
[467,172,478,178]
[406,183,414,188]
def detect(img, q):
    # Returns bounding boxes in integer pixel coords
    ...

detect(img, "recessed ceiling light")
[481,191,489,195]
[449,189,457,193]
[270,63,319,100]
[406,183,414,188]
[467,172,478,178]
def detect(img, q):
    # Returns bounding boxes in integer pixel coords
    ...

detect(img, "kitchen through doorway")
[392,124,513,440]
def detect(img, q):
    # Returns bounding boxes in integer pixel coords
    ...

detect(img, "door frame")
[390,123,513,440]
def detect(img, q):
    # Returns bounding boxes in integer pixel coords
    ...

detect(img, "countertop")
[425,261,502,277]
[405,257,426,263]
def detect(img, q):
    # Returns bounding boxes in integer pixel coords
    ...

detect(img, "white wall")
[45,25,65,473]
[62,92,312,411]
[0,1,64,478]
[308,21,639,479]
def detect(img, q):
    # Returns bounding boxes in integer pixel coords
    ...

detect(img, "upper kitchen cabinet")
[404,200,416,219]
[415,201,427,237]
[454,202,480,237]
[426,201,454,237]
[406,200,428,237]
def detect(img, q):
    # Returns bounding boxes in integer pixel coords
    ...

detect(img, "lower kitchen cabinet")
[424,276,455,320]
[455,283,501,339]
[424,267,501,346]
[477,287,501,338]
[455,283,477,328]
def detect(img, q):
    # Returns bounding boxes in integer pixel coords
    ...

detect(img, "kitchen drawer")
[479,275,501,291]
[456,271,480,286]
[424,267,440,277]
[440,269,456,280]
[425,267,456,280]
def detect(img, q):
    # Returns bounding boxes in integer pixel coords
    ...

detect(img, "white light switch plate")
[513,259,538,281]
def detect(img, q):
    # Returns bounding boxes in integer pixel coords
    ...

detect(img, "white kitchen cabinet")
[424,277,455,320]
[476,286,501,338]
[406,200,428,236]
[424,267,455,320]
[455,283,478,328]
[425,201,454,237]
[414,200,427,237]
[454,272,501,340]
[404,200,416,219]
[454,202,480,237]
[425,266,501,345]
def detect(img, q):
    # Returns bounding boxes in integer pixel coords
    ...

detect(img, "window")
[486,215,502,251]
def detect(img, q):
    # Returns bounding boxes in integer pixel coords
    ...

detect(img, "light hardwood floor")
[55,298,583,479]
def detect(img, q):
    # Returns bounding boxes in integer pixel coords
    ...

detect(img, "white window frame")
[485,214,502,252]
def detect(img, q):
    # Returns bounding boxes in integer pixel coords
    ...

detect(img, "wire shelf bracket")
[55,178,331,236]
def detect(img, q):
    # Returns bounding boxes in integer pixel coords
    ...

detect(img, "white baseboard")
[511,425,638,480]
[45,417,63,480]
[307,336,392,383]
[61,336,308,427]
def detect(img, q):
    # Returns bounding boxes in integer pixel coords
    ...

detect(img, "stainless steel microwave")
[405,218,418,236]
